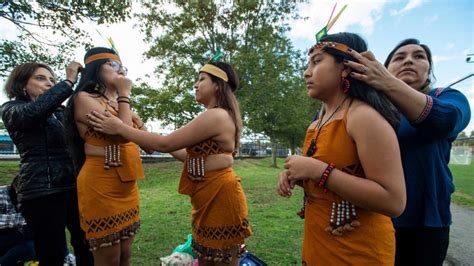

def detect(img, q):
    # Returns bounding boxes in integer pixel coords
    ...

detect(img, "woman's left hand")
[344,50,398,93]
[87,110,123,135]
[284,155,324,182]
[131,112,145,130]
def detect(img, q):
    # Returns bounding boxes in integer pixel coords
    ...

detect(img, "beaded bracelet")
[319,162,335,193]
[117,96,130,101]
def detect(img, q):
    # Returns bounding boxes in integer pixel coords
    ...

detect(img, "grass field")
[0,158,472,264]
[448,161,474,207]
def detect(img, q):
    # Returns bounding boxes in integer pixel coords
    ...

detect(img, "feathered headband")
[199,51,228,82]
[310,3,350,54]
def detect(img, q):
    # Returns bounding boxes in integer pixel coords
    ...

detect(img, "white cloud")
[444,42,455,50]
[390,0,425,16]
[433,54,458,64]
[288,0,388,41]
[424,14,439,25]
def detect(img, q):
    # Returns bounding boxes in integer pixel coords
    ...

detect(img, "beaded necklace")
[100,94,118,113]
[305,96,349,157]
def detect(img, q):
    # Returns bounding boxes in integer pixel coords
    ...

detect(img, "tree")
[0,1,131,78]
[136,1,317,167]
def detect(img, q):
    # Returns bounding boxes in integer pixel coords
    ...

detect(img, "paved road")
[445,204,474,266]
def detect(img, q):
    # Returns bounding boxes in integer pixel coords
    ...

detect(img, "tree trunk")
[271,141,278,168]
[290,142,295,155]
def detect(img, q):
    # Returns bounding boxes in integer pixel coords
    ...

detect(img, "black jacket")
[1,81,75,202]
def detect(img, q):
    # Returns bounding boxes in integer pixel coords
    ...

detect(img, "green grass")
[1,158,472,264]
[0,161,20,185]
[449,161,474,207]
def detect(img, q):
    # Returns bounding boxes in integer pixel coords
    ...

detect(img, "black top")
[1,81,75,202]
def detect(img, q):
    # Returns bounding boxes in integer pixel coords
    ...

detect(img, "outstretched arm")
[88,108,234,153]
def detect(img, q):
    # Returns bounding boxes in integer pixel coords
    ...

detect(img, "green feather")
[210,51,223,63]
[316,27,327,42]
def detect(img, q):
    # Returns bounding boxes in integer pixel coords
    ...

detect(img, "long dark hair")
[384,38,435,93]
[205,62,243,149]
[64,47,118,175]
[318,32,400,129]
[4,63,55,101]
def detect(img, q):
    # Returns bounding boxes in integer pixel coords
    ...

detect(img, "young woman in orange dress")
[64,47,150,265]
[277,32,406,265]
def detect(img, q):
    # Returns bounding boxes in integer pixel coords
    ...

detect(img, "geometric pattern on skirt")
[193,219,249,240]
[85,206,139,233]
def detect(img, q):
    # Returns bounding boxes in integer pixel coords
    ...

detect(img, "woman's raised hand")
[344,50,398,93]
[112,76,133,97]
[65,61,83,84]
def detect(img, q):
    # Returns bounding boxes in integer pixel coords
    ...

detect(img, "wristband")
[64,79,75,87]
[319,162,335,193]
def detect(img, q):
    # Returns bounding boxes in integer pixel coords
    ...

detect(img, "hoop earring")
[341,78,350,94]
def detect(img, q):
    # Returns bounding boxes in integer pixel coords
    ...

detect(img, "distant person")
[0,184,35,265]
[1,62,93,266]
[345,38,471,265]
[276,32,406,265]
[87,60,252,265]
[64,47,150,265]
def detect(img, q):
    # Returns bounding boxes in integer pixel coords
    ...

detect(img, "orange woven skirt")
[77,155,140,250]
[179,167,252,251]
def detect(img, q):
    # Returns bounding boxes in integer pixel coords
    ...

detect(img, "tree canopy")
[0,1,131,78]
[135,1,318,165]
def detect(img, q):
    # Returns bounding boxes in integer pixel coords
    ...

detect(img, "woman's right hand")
[65,61,83,84]
[344,50,399,93]
[112,76,133,97]
[87,110,123,135]
[277,170,295,197]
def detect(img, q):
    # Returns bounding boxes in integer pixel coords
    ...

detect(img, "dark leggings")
[395,226,450,266]
[21,191,93,266]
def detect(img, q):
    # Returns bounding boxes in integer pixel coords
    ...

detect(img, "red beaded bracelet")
[318,162,335,193]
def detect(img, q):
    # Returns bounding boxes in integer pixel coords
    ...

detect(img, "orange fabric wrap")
[77,155,140,241]
[300,104,395,265]
[179,167,252,249]
[77,99,144,245]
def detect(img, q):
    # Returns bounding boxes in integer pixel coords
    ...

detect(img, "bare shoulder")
[75,91,98,103]
[199,107,233,123]
[346,99,392,137]
[347,99,383,122]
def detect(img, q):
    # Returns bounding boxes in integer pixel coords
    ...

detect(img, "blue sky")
[1,0,473,133]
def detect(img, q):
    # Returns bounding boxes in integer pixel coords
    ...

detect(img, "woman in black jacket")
[1,62,93,266]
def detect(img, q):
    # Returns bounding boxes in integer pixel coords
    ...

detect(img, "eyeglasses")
[106,60,128,76]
